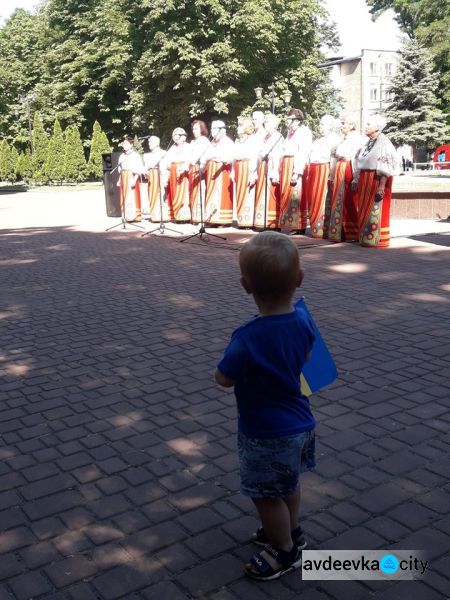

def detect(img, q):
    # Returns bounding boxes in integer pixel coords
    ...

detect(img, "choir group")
[116,109,398,248]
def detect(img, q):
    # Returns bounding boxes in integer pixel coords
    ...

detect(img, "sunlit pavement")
[0,188,449,600]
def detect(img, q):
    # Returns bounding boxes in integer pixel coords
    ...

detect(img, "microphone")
[139,135,152,140]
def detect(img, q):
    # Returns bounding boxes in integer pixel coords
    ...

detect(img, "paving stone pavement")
[0,189,449,600]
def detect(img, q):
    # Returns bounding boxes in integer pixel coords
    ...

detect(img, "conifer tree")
[86,120,111,180]
[64,124,87,182]
[10,146,19,182]
[384,39,449,153]
[0,139,14,182]
[17,152,33,182]
[44,118,65,183]
[31,113,49,182]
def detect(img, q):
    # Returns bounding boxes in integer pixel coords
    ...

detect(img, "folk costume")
[354,129,398,248]
[234,133,258,228]
[306,118,340,239]
[118,145,144,222]
[202,122,234,226]
[279,123,312,232]
[163,130,191,222]
[189,135,210,224]
[143,143,168,222]
[328,130,367,242]
[254,121,283,229]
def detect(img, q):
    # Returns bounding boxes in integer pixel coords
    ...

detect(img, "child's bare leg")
[253,497,292,549]
[282,484,301,530]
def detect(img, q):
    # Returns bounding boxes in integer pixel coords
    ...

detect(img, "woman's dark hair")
[123,135,134,144]
[191,120,209,136]
[287,108,305,123]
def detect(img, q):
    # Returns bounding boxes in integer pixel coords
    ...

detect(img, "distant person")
[117,135,144,222]
[402,156,406,172]
[352,114,399,248]
[328,116,366,243]
[163,128,191,222]
[143,136,168,223]
[201,120,234,225]
[215,231,315,581]
[189,120,210,223]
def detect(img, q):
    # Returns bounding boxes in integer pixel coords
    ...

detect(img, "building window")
[385,63,393,76]
[370,88,378,101]
[370,62,378,76]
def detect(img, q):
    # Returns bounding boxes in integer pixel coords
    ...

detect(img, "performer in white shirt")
[143,136,168,223]
[189,120,211,224]
[305,114,341,238]
[117,136,144,222]
[202,120,234,226]
[279,108,312,234]
[234,117,257,228]
[328,117,367,242]
[163,128,191,222]
[353,114,399,247]
[254,113,283,229]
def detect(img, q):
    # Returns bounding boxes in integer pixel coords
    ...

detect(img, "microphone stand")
[106,158,145,232]
[259,132,283,231]
[180,135,227,244]
[141,141,182,237]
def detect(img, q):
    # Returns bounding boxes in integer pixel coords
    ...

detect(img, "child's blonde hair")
[239,231,301,300]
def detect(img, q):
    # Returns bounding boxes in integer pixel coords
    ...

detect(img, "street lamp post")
[254,85,292,114]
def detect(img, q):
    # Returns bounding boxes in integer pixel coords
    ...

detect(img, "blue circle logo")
[380,554,399,574]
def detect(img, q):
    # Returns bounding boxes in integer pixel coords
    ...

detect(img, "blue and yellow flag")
[297,297,338,396]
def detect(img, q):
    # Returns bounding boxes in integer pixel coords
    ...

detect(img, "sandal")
[252,525,307,550]
[244,543,302,581]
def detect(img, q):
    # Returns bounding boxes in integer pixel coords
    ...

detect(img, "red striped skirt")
[278,156,306,230]
[235,159,255,227]
[254,160,279,228]
[204,160,233,225]
[357,170,392,248]
[168,162,191,222]
[306,162,330,239]
[120,170,141,222]
[329,159,358,242]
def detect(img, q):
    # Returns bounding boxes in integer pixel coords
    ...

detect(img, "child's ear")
[296,269,304,288]
[240,276,252,294]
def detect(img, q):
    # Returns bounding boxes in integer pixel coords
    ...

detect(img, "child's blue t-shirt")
[217,299,316,439]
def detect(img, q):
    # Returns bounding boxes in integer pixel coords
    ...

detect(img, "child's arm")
[214,368,235,388]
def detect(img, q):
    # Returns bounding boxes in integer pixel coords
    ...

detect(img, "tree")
[16,152,34,181]
[86,120,111,179]
[64,124,87,182]
[367,0,450,113]
[10,146,20,182]
[44,118,65,182]
[31,112,49,181]
[130,0,339,140]
[384,39,449,153]
[0,9,47,146]
[0,139,15,182]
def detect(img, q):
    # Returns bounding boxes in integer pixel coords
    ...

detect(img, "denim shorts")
[238,429,315,499]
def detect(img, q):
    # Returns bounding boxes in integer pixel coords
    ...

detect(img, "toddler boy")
[215,231,316,581]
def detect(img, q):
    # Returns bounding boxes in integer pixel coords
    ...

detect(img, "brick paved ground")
[0,189,449,599]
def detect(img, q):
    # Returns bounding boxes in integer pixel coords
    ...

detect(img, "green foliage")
[367,0,450,113]
[64,124,87,182]
[31,112,49,182]
[384,39,449,149]
[16,152,34,181]
[0,9,47,147]
[0,139,16,182]
[44,119,65,182]
[131,0,338,139]
[86,120,111,179]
